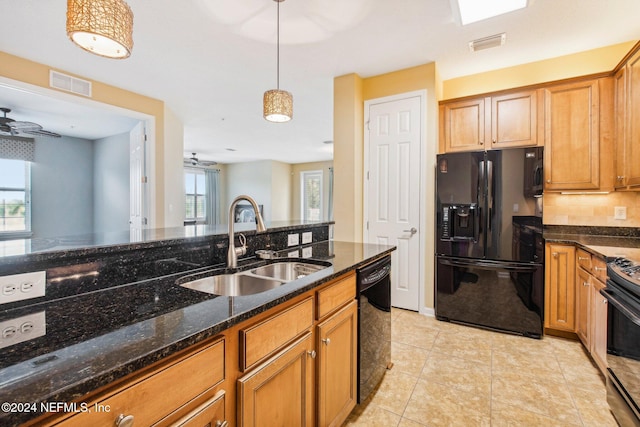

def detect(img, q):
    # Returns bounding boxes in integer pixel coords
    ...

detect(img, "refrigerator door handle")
[486,160,493,231]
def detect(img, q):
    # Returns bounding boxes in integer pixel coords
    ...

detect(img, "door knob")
[403,227,417,236]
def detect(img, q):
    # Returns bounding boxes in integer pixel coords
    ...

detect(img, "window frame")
[300,170,323,222]
[0,159,32,240]
[184,167,207,223]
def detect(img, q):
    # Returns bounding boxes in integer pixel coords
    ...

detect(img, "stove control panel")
[608,257,640,295]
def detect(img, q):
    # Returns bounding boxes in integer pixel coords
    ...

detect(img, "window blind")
[0,136,35,162]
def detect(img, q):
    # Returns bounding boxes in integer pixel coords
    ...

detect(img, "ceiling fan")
[184,152,217,167]
[0,107,61,138]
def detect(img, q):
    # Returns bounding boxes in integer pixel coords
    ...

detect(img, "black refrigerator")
[435,148,544,338]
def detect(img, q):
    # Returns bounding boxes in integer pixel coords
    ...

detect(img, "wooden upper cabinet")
[543,79,601,191]
[622,49,640,188]
[615,66,628,188]
[491,90,539,148]
[440,89,540,153]
[441,97,488,152]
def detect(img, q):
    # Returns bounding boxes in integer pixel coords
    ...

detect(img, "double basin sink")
[178,261,330,297]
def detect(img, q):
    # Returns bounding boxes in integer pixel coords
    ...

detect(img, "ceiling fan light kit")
[263,0,293,123]
[66,0,134,59]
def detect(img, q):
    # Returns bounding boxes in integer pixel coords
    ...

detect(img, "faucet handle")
[238,233,246,248]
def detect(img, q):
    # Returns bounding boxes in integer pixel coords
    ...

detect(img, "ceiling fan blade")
[8,121,42,131]
[24,129,61,138]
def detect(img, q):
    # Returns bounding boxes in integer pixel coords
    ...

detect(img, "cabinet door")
[168,390,226,427]
[317,300,357,427]
[615,67,628,188]
[545,244,576,331]
[544,80,600,190]
[491,90,538,148]
[591,279,608,374]
[575,267,591,347]
[441,98,488,152]
[626,49,640,187]
[237,332,314,427]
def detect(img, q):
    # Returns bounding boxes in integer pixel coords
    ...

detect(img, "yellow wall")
[334,63,439,311]
[0,50,168,225]
[442,41,636,99]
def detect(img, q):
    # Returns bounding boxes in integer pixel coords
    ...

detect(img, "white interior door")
[129,121,146,237]
[365,94,423,311]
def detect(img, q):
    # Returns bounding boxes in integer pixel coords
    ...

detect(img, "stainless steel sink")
[180,273,284,296]
[179,261,330,297]
[250,262,327,282]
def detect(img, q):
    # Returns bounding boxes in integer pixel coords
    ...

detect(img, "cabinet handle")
[322,338,331,345]
[594,266,606,272]
[617,176,625,181]
[583,282,589,287]
[308,350,317,359]
[115,414,134,427]
[216,421,229,427]
[578,256,590,261]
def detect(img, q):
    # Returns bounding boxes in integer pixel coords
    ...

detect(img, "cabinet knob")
[603,299,608,305]
[308,350,317,359]
[546,179,551,183]
[583,281,589,287]
[617,176,625,180]
[552,252,558,258]
[578,256,590,261]
[594,266,606,272]
[216,421,229,427]
[115,414,134,427]
[322,338,331,345]
[479,141,484,145]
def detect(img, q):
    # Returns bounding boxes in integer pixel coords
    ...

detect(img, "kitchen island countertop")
[0,240,394,427]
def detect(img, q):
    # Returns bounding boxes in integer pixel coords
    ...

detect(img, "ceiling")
[0,0,639,164]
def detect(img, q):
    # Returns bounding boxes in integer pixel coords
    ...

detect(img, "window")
[301,170,322,221]
[0,159,31,237]
[184,169,206,222]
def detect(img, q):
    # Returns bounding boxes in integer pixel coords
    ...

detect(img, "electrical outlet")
[0,271,46,305]
[287,233,300,247]
[288,250,300,258]
[614,206,627,220]
[302,232,313,244]
[0,311,46,349]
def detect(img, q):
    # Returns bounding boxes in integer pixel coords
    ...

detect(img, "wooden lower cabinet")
[237,332,315,427]
[317,300,358,427]
[170,390,226,427]
[575,266,592,346]
[591,278,608,374]
[545,243,576,331]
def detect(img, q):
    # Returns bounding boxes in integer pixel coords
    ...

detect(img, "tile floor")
[344,308,618,427]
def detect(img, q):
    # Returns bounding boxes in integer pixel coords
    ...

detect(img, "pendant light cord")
[276,0,280,90]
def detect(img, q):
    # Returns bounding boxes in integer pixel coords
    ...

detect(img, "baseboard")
[420,307,435,317]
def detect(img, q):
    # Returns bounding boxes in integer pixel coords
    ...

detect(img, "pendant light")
[263,0,293,122]
[66,0,134,59]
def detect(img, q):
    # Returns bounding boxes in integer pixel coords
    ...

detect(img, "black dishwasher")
[357,255,391,403]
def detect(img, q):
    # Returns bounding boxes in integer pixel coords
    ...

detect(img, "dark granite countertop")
[543,226,640,261]
[0,240,394,427]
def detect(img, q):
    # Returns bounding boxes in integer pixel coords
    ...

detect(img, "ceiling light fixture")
[457,0,527,25]
[66,0,134,59]
[263,0,293,123]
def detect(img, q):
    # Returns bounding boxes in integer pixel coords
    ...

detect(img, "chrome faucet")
[227,195,267,268]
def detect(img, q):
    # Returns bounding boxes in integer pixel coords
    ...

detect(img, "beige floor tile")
[344,401,401,427]
[492,370,582,424]
[368,368,418,415]
[392,319,440,350]
[403,378,491,427]
[421,351,491,395]
[391,341,429,377]
[570,385,619,427]
[491,400,581,427]
[430,331,492,365]
[492,347,565,380]
[398,418,427,427]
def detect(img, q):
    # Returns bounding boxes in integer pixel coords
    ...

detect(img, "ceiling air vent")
[468,33,506,52]
[49,70,92,97]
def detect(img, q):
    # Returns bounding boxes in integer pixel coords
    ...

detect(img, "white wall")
[93,133,130,233]
[31,136,94,238]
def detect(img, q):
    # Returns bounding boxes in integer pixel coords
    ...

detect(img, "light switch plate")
[0,271,46,305]
[288,250,300,258]
[301,247,313,258]
[287,233,300,247]
[0,311,46,349]
[302,232,312,244]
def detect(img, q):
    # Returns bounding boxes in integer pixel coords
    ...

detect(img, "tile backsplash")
[543,192,640,227]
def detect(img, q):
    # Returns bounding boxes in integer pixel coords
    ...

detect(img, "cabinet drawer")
[576,249,593,271]
[168,389,226,427]
[241,297,314,371]
[317,274,356,320]
[61,339,225,427]
[592,256,607,283]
